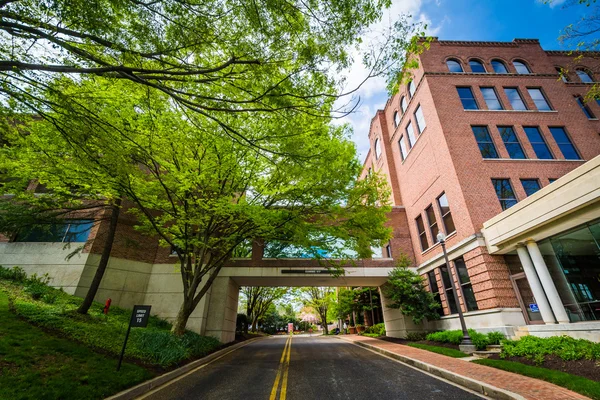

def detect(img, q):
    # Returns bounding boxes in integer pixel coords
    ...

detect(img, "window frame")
[437,192,456,235]
[400,96,407,114]
[456,86,479,110]
[520,179,541,197]
[406,120,416,148]
[414,104,426,134]
[416,214,429,251]
[398,135,407,161]
[472,125,499,159]
[469,59,486,73]
[427,270,444,317]
[524,126,554,160]
[446,59,464,73]
[513,60,531,74]
[576,69,594,83]
[408,80,416,98]
[425,204,440,245]
[480,87,504,110]
[15,219,94,243]
[393,110,400,128]
[491,59,508,74]
[556,67,568,82]
[504,87,528,110]
[549,126,581,160]
[374,137,382,159]
[492,178,518,210]
[527,87,553,111]
[575,96,596,119]
[454,258,478,312]
[498,126,527,159]
[439,265,458,315]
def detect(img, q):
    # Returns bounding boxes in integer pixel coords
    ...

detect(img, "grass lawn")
[406,343,469,358]
[473,358,600,400]
[0,290,155,400]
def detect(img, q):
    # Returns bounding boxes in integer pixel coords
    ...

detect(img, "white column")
[525,240,570,324]
[516,245,556,324]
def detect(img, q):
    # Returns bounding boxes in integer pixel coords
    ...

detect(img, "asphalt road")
[140,335,484,400]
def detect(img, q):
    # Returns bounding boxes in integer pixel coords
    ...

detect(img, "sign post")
[117,305,151,371]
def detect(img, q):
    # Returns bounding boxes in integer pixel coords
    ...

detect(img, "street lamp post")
[437,232,474,353]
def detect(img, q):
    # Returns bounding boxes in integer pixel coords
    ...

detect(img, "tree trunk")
[172,298,193,336]
[251,316,258,332]
[77,198,121,314]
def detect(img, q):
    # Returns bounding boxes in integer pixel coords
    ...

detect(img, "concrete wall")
[518,322,600,342]
[432,308,525,337]
[379,287,432,338]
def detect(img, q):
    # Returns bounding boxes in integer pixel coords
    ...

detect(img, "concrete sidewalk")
[339,335,589,400]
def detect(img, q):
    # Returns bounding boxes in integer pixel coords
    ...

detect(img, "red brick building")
[361,38,600,335]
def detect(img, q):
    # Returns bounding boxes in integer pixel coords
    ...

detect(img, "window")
[393,111,400,128]
[440,266,458,314]
[437,193,456,234]
[416,215,429,251]
[457,87,478,110]
[400,97,407,114]
[556,67,568,82]
[492,179,517,210]
[374,138,382,159]
[527,88,552,111]
[549,127,581,160]
[513,60,531,74]
[398,136,407,161]
[549,178,557,184]
[469,59,486,73]
[491,59,508,74]
[498,126,526,159]
[524,127,553,159]
[521,179,541,197]
[427,270,444,317]
[446,59,463,73]
[408,80,416,98]
[575,96,596,119]
[385,243,392,258]
[472,126,499,158]
[406,121,416,148]
[16,220,94,243]
[414,105,426,133]
[576,69,594,83]
[455,258,478,311]
[481,87,503,110]
[425,205,439,245]
[504,87,528,110]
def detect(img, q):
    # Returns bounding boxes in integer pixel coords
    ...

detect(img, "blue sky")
[343,0,595,162]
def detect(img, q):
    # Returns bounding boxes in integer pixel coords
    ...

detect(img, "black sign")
[281,269,331,274]
[130,305,151,327]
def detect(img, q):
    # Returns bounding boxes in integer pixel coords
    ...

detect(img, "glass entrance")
[510,273,544,324]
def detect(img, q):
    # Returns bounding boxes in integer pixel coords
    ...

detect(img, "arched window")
[446,59,463,73]
[513,60,531,74]
[491,59,508,74]
[576,69,594,83]
[408,81,416,98]
[556,67,568,82]
[400,97,407,114]
[393,110,400,128]
[469,59,486,73]
[374,138,382,159]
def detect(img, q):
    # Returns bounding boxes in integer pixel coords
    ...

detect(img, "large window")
[425,205,439,245]
[504,87,528,110]
[491,59,508,74]
[416,215,429,251]
[446,59,463,73]
[398,136,407,161]
[408,80,416,98]
[457,87,478,110]
[16,220,94,243]
[400,97,407,114]
[513,60,531,74]
[437,192,456,234]
[455,258,478,311]
[406,121,416,148]
[472,126,499,158]
[576,69,594,83]
[498,126,526,159]
[549,127,581,160]
[414,105,426,133]
[492,179,517,210]
[427,270,444,317]
[481,87,503,110]
[374,138,382,159]
[524,127,553,159]
[521,179,541,197]
[575,96,596,119]
[469,59,486,73]
[527,88,552,111]
[440,266,458,314]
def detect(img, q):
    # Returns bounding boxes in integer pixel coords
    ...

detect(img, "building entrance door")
[510,273,544,324]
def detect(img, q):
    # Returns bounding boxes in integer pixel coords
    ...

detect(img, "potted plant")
[348,325,357,334]
[356,324,365,333]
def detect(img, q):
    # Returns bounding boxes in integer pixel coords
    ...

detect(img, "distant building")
[362,38,600,340]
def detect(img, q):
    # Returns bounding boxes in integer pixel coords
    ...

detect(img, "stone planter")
[348,326,357,334]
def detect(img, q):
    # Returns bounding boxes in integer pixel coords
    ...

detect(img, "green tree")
[241,287,289,332]
[301,287,334,334]
[0,77,392,335]
[382,255,441,324]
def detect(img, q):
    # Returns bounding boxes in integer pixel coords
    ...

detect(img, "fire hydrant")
[103,298,112,315]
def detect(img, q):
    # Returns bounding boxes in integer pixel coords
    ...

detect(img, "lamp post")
[437,232,474,352]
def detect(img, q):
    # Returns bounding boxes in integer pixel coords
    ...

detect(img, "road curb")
[105,336,266,400]
[337,336,526,400]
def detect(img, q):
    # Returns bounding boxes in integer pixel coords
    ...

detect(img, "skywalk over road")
[140,336,484,400]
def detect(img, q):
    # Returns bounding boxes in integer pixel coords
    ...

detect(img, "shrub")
[500,335,600,365]
[406,331,429,341]
[487,331,505,345]
[364,323,386,336]
[426,329,499,350]
[0,265,27,282]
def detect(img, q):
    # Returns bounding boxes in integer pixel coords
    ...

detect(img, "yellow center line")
[279,335,292,400]
[269,336,291,400]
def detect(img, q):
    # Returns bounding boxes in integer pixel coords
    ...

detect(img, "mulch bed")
[487,353,600,381]
[380,336,461,350]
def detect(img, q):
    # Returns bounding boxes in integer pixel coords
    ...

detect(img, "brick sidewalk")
[340,335,589,400]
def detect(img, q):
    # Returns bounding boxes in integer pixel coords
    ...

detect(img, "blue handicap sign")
[529,303,539,313]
